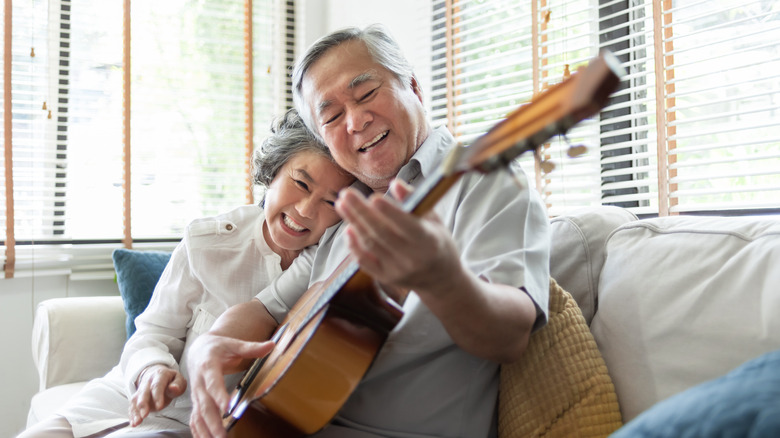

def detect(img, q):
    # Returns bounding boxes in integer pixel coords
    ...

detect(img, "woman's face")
[263,150,353,258]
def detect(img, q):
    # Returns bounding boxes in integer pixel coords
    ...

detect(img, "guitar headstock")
[446,51,625,175]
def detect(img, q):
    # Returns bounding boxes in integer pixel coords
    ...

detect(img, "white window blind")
[131,1,251,238]
[430,0,780,217]
[1,0,291,278]
[536,0,605,215]
[660,0,780,213]
[431,1,535,144]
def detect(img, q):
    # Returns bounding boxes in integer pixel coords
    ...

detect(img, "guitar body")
[225,260,404,437]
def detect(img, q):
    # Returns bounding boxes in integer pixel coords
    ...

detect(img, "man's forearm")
[210,299,278,344]
[419,265,537,364]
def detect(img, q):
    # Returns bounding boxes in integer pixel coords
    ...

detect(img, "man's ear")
[410,75,424,103]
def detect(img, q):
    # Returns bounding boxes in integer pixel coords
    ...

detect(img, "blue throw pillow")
[611,349,780,438]
[112,248,172,339]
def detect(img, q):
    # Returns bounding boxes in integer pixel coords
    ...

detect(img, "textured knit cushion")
[499,278,622,438]
[112,248,172,339]
[610,349,780,437]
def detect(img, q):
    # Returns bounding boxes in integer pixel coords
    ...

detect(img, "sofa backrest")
[549,206,638,324]
[590,215,780,421]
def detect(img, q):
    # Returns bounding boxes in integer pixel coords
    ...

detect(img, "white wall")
[3,1,430,436]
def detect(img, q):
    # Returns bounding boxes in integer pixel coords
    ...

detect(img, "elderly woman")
[18,109,354,438]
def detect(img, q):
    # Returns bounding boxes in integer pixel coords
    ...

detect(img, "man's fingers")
[202,367,231,413]
[236,339,276,360]
[187,334,275,437]
[192,378,228,438]
[190,409,213,438]
[389,178,414,202]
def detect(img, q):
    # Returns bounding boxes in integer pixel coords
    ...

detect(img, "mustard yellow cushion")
[499,278,622,438]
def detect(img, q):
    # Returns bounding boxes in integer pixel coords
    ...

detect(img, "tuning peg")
[540,160,556,173]
[567,145,588,157]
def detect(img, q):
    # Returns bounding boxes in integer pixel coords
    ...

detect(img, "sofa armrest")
[32,296,126,391]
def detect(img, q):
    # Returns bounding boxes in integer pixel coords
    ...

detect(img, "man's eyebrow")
[349,72,377,89]
[316,100,333,116]
[315,71,378,117]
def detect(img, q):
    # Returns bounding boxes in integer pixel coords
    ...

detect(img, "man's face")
[301,40,429,192]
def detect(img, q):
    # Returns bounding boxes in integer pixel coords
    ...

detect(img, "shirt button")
[225,224,234,231]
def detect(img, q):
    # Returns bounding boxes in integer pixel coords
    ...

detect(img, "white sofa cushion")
[591,215,780,422]
[32,296,126,391]
[549,206,637,324]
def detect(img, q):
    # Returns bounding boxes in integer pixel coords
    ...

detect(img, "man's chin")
[357,171,398,192]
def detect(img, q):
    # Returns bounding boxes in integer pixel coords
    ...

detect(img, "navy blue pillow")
[611,349,780,438]
[112,249,172,339]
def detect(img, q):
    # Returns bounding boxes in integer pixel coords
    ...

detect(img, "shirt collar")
[397,126,455,187]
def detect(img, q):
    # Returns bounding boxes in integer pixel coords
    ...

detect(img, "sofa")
[26,206,780,436]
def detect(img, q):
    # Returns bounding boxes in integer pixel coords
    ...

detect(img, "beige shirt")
[258,127,551,438]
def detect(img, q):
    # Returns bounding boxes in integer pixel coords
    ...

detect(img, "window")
[431,0,780,217]
[1,0,293,278]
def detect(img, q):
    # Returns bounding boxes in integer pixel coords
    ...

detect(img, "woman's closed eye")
[295,179,310,191]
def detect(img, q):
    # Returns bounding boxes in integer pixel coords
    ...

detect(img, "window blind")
[431,0,535,145]
[251,0,295,201]
[536,0,605,215]
[130,1,252,239]
[659,0,780,213]
[1,0,290,278]
[430,0,780,217]
[598,0,658,215]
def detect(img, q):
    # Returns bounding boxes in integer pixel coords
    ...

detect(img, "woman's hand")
[129,364,187,427]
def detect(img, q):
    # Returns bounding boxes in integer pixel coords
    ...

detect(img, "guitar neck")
[400,159,467,216]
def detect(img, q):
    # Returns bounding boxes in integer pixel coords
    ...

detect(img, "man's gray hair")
[252,108,333,201]
[291,24,415,136]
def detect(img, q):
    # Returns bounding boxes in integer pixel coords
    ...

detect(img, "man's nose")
[346,107,371,134]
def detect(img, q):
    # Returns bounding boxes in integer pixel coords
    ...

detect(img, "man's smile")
[358,130,389,152]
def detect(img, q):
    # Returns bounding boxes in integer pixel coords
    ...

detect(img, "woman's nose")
[297,196,317,218]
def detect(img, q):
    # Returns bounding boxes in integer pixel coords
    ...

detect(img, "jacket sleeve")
[119,238,200,396]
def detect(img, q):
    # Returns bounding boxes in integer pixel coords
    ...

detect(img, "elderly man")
[187,24,550,438]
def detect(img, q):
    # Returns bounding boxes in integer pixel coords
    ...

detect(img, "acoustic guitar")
[222,51,625,437]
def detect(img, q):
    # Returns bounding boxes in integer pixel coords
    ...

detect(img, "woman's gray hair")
[252,108,332,195]
[291,24,415,135]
